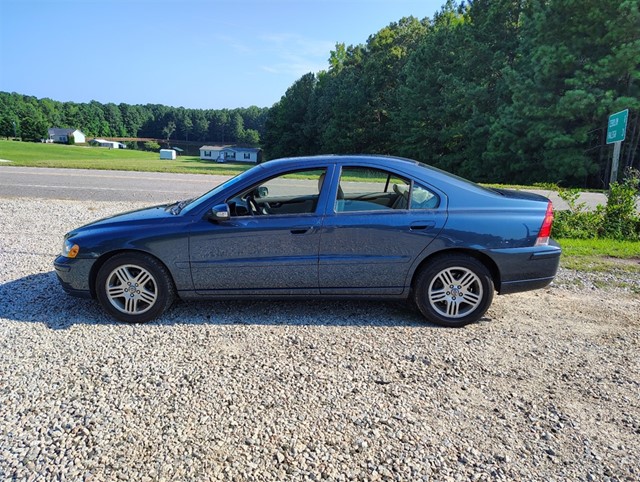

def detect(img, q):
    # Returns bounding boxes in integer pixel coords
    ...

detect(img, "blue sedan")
[54,155,561,327]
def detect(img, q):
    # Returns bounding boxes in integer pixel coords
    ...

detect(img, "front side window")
[227,168,327,217]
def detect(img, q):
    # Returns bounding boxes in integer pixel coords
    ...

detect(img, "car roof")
[262,154,420,170]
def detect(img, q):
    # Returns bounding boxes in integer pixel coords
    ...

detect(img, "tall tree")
[120,103,145,137]
[360,16,430,153]
[192,110,209,141]
[486,0,640,185]
[393,3,468,171]
[104,103,125,137]
[162,121,176,143]
[263,72,317,158]
[18,103,47,141]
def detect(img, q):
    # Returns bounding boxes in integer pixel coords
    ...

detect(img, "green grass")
[0,140,252,176]
[558,238,640,274]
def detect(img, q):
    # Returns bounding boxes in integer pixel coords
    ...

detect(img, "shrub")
[552,187,604,239]
[67,134,75,145]
[143,141,161,151]
[551,173,640,241]
[553,207,604,239]
[602,169,640,241]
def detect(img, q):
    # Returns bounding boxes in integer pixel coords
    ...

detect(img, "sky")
[0,0,444,110]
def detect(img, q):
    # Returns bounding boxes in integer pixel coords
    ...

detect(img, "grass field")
[558,238,640,277]
[0,140,252,176]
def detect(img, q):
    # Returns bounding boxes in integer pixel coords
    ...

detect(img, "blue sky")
[0,0,444,109]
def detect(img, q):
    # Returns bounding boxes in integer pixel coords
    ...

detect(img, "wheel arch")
[88,249,176,298]
[410,248,501,292]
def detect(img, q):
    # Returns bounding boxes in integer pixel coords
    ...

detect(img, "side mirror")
[208,204,230,221]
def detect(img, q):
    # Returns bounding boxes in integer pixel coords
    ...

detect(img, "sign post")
[606,109,629,185]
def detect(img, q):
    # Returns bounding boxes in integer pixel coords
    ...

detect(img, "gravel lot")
[1,197,639,481]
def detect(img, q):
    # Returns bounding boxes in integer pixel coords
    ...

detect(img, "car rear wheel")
[96,253,175,323]
[414,254,494,327]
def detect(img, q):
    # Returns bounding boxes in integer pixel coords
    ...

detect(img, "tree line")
[0,92,268,146]
[263,0,640,188]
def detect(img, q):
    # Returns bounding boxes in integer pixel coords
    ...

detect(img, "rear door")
[318,166,447,295]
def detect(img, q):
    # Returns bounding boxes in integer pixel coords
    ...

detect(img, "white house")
[199,145,229,161]
[91,138,126,149]
[48,128,86,144]
[199,145,261,163]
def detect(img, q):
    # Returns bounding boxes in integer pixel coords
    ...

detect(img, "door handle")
[290,226,313,235]
[410,221,436,231]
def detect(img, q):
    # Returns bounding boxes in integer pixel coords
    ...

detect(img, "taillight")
[535,201,554,246]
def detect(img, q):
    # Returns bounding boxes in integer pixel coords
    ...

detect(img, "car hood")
[70,204,176,233]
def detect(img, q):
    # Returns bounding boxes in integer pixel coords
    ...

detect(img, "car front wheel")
[96,253,175,323]
[414,254,494,327]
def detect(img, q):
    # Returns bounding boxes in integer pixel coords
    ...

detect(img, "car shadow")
[0,272,446,330]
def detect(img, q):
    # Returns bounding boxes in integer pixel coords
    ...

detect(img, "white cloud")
[209,31,333,78]
[258,34,334,77]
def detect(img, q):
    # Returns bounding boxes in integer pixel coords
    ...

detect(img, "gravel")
[1,197,639,481]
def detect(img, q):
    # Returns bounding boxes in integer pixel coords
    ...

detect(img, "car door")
[318,166,447,295]
[189,168,327,295]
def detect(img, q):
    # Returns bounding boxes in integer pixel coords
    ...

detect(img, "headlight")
[62,239,80,258]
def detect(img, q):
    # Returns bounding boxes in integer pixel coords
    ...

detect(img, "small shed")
[91,138,126,149]
[160,149,176,160]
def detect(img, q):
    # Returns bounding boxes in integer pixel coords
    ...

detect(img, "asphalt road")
[0,166,227,203]
[0,165,615,209]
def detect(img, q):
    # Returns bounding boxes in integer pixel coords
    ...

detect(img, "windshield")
[180,165,265,214]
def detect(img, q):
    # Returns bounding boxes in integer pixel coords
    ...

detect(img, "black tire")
[95,253,175,323]
[413,254,494,327]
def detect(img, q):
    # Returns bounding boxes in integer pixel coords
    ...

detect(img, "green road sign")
[606,109,629,144]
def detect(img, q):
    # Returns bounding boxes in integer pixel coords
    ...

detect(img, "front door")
[189,168,328,295]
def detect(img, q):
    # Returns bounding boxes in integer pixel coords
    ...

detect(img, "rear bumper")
[490,240,561,294]
[54,256,95,298]
[499,276,556,294]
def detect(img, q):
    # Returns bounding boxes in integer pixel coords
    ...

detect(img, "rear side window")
[411,182,439,209]
[336,167,439,212]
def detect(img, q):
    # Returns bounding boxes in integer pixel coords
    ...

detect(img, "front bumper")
[53,256,96,298]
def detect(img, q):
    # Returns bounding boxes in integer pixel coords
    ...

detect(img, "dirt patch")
[605,256,640,267]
